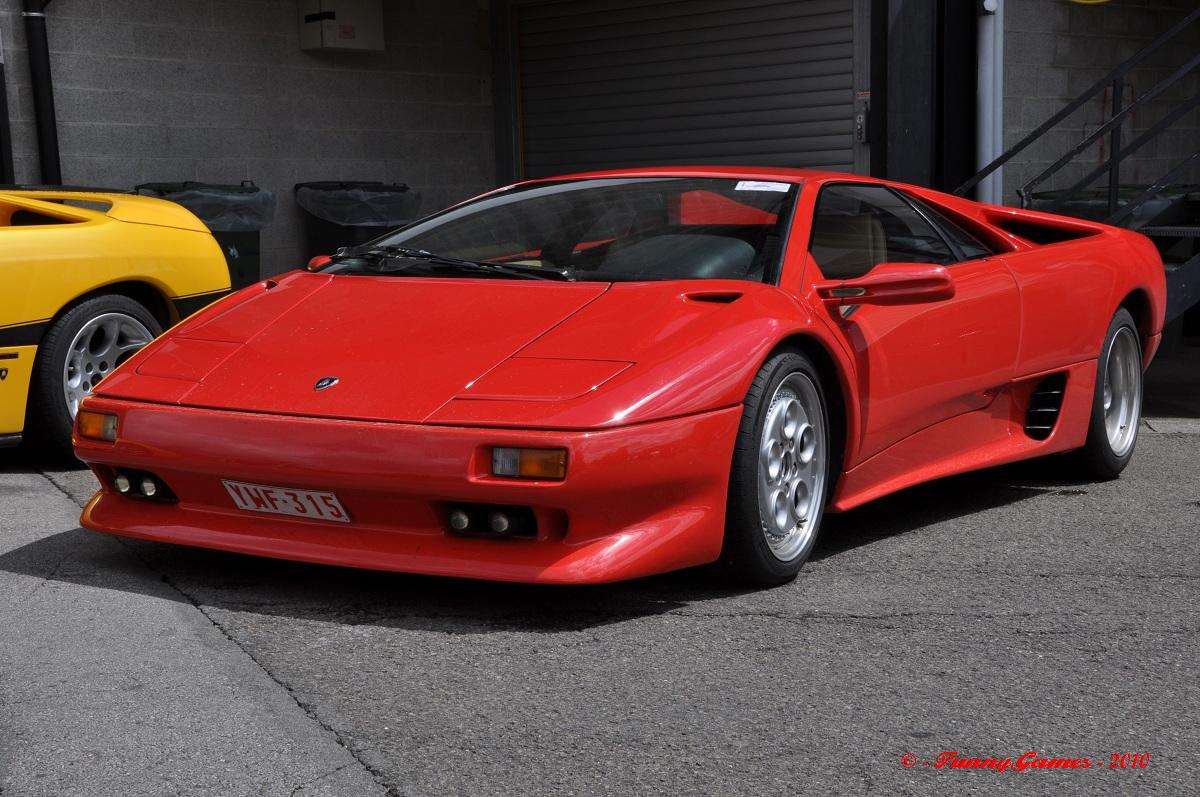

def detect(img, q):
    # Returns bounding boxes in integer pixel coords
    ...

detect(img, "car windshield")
[325,177,798,283]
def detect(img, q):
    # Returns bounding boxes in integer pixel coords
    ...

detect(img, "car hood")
[100,271,610,423]
[99,271,802,429]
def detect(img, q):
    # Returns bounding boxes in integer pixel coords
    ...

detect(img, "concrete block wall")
[1002,0,1200,207]
[0,0,495,275]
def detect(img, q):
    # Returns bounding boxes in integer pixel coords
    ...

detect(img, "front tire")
[723,350,831,586]
[1078,308,1142,479]
[27,295,160,457]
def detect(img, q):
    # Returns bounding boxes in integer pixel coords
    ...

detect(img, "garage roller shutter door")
[514,0,856,177]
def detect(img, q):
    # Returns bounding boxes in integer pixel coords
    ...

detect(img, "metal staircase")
[956,7,1200,326]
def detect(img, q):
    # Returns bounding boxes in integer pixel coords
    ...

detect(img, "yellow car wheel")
[28,294,162,457]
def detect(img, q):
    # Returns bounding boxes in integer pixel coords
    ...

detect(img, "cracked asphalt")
[1,344,1198,795]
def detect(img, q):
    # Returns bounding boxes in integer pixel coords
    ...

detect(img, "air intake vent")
[684,291,742,304]
[1025,373,1068,440]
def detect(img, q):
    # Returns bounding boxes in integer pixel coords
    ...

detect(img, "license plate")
[222,480,350,523]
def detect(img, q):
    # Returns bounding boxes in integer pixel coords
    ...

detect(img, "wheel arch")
[765,331,856,487]
[1118,287,1154,352]
[47,279,174,335]
[27,279,173,379]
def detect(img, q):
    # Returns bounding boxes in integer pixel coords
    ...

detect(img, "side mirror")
[306,254,332,271]
[815,262,955,307]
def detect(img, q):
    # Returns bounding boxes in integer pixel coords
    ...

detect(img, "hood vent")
[1024,373,1068,440]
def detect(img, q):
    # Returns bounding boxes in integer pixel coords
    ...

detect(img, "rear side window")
[809,184,954,279]
[906,195,997,260]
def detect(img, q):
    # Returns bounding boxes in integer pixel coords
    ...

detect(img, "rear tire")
[1078,308,1142,480]
[27,295,160,458]
[722,350,831,586]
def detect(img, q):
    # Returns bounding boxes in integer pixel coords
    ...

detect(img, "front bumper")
[75,398,740,584]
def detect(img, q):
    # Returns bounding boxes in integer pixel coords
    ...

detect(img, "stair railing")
[954,6,1200,223]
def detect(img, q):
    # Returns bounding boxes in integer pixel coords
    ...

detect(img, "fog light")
[491,447,567,480]
[113,474,131,494]
[448,509,470,531]
[77,410,118,442]
[140,477,158,498]
[489,512,511,534]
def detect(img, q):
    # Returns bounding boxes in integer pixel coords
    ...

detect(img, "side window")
[809,184,955,279]
[905,194,997,261]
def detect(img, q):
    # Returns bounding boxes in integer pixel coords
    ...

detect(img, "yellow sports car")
[1,189,231,454]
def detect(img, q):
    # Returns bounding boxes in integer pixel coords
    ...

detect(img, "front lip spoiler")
[0,433,22,448]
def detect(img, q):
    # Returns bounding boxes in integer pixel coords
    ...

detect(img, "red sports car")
[73,168,1166,585]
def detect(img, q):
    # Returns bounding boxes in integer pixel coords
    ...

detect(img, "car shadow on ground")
[813,454,1097,563]
[0,454,1086,634]
[0,445,85,474]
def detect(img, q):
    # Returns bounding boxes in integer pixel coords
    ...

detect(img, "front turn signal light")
[491,447,567,480]
[77,410,119,442]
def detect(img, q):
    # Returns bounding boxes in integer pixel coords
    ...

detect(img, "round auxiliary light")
[113,474,131,494]
[140,477,158,498]
[448,509,470,531]
[489,512,511,534]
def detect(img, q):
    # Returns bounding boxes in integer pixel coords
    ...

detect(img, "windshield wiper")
[348,246,574,281]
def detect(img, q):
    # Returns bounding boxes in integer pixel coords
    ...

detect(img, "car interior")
[809,213,888,279]
[808,183,1004,280]
[400,181,794,283]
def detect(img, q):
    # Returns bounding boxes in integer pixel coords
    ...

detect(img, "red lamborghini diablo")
[73,168,1166,585]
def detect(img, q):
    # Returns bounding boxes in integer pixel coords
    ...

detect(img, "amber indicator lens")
[76,410,119,442]
[491,447,567,480]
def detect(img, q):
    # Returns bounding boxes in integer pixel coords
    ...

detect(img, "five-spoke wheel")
[757,373,827,562]
[1101,324,1141,459]
[1080,307,1142,479]
[725,350,830,585]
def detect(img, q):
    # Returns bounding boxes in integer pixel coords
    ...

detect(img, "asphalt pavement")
[1,342,1197,796]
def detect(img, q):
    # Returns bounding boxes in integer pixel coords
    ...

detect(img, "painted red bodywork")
[75,167,1168,584]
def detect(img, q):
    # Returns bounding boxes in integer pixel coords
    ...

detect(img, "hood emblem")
[313,376,339,391]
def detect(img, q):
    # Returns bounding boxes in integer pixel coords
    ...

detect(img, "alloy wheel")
[1102,325,1142,458]
[62,312,154,418]
[757,372,827,562]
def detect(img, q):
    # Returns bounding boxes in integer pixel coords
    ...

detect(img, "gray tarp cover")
[294,182,421,227]
[135,182,276,232]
